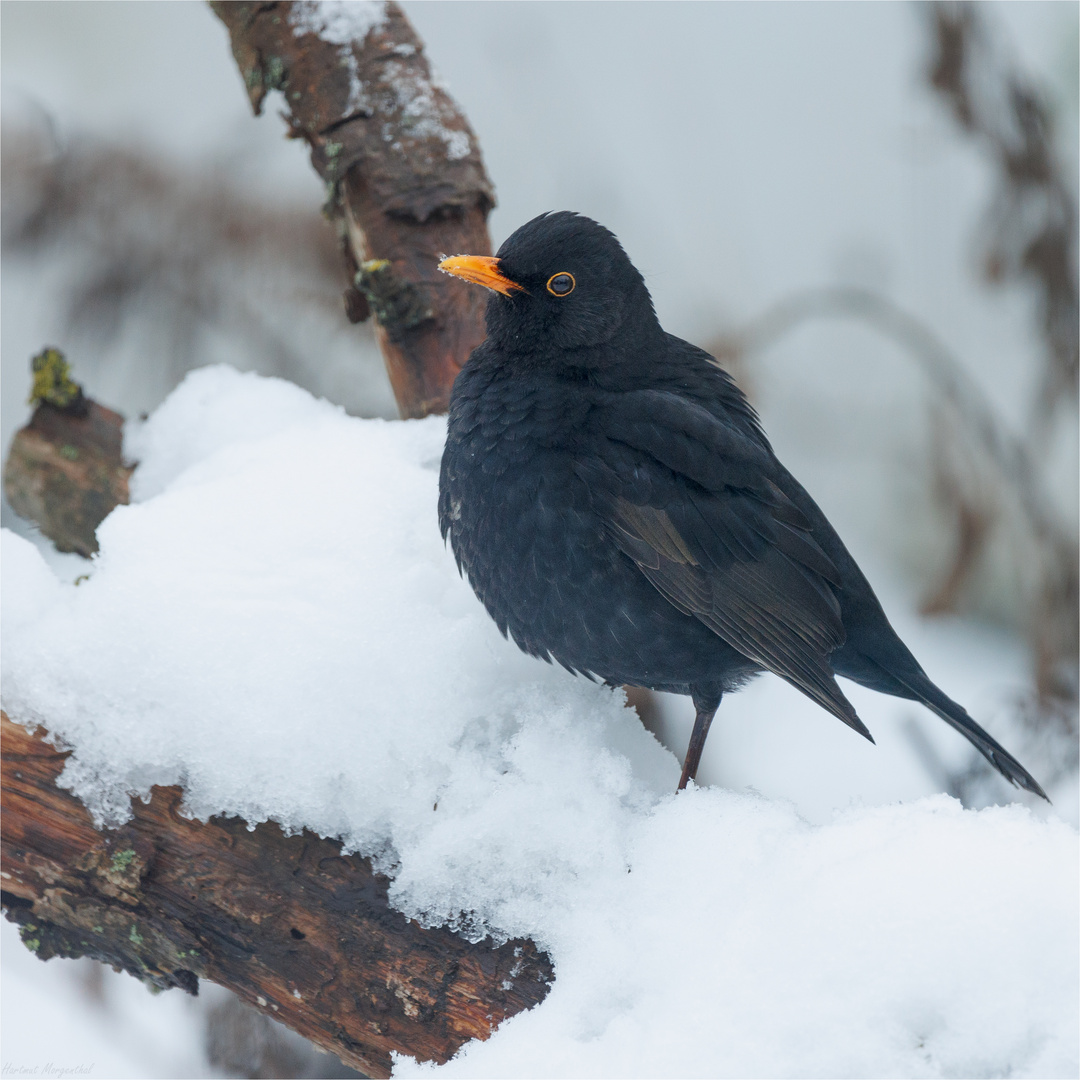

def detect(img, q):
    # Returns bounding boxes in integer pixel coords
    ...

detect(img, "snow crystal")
[2,366,1076,1079]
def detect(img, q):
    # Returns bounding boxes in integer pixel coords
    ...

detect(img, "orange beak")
[437,254,526,297]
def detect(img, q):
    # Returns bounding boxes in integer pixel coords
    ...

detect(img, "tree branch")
[210,0,495,418]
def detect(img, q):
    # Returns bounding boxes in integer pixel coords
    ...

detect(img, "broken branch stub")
[210,0,496,418]
[1,713,553,1079]
[3,348,131,556]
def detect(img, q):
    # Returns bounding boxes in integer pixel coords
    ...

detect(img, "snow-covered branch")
[1,375,554,1074]
[0,712,552,1078]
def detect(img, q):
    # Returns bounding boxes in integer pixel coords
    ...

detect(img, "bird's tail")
[895,668,1049,801]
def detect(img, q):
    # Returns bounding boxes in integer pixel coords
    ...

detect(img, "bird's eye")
[546,272,576,297]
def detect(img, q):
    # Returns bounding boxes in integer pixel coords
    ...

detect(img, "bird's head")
[439,212,658,354]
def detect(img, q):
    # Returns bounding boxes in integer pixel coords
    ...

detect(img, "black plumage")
[437,211,1046,799]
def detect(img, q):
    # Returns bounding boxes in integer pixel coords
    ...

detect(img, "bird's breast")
[439,366,749,689]
[441,389,611,637]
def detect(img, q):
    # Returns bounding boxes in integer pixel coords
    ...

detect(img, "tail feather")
[896,670,1048,801]
[783,671,875,744]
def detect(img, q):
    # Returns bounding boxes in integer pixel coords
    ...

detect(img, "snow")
[381,57,474,162]
[289,1,387,48]
[1,526,63,634]
[0,918,209,1078]
[3,366,1077,1078]
[398,794,1078,1079]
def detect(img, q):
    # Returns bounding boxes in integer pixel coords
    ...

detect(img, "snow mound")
[2,366,1076,1078]
[398,792,1077,1078]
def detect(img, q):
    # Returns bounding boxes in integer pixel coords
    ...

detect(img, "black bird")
[437,211,1046,799]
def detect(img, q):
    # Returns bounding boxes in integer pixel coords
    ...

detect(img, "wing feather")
[586,390,870,740]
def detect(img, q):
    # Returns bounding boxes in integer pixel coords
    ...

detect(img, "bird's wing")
[579,389,870,738]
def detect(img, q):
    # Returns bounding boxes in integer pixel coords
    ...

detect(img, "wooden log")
[1,380,556,1073]
[1,713,553,1078]
[210,0,495,419]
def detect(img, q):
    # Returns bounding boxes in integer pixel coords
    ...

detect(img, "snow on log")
[2,365,1077,1078]
[0,377,553,1075]
[0,712,553,1079]
[210,0,496,418]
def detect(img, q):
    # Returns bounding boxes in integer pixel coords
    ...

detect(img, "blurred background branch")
[706,2,1079,802]
[1,112,401,423]
[928,0,1078,429]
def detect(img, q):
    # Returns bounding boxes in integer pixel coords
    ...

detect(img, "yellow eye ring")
[546,272,576,297]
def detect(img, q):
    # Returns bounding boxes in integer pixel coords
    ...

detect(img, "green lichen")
[129,924,144,947]
[93,926,104,934]
[59,444,79,461]
[28,347,82,409]
[20,925,40,952]
[355,259,434,338]
[321,142,347,187]
[264,55,287,91]
[111,848,137,874]
[322,178,342,218]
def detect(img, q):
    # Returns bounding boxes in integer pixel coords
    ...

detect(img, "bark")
[1,713,553,1079]
[210,0,495,418]
[3,352,131,557]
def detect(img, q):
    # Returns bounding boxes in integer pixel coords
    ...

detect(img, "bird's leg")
[678,691,721,790]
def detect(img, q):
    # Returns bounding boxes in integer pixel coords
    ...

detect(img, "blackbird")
[437,211,1046,799]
